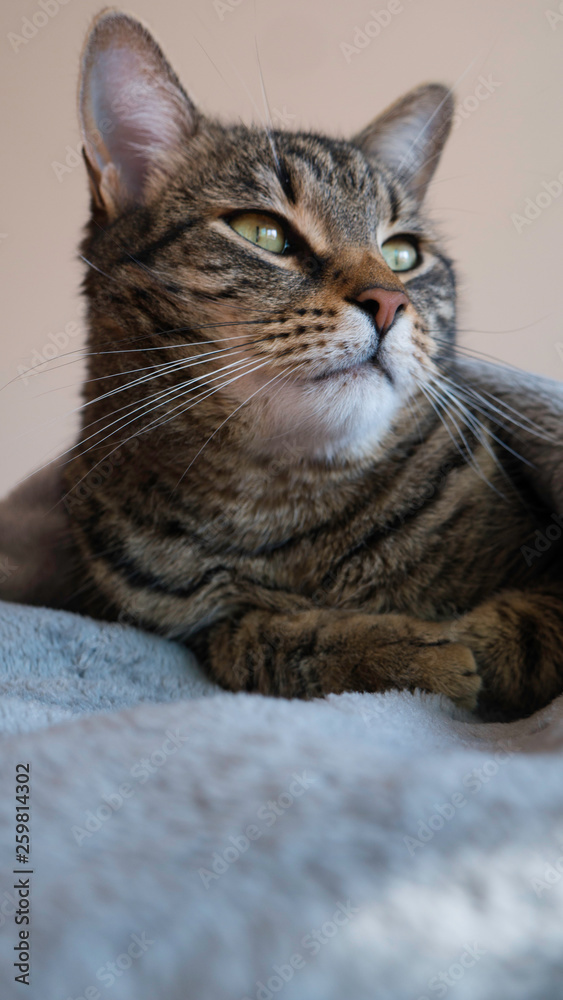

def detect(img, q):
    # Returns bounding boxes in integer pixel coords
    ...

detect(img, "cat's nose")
[355,287,409,336]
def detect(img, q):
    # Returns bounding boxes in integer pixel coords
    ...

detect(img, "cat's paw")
[421,642,481,711]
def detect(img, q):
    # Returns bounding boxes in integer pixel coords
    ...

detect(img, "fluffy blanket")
[0,359,562,1000]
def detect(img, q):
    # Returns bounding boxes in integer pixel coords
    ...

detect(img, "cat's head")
[79,10,455,465]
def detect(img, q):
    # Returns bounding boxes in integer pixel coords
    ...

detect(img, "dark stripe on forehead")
[284,146,327,183]
[387,183,401,224]
[123,218,196,266]
[276,157,297,204]
[300,133,349,160]
[284,135,374,197]
[297,135,369,182]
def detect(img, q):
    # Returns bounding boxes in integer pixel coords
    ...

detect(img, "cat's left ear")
[352,84,454,205]
[79,9,199,217]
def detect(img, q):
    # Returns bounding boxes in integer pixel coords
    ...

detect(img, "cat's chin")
[244,316,424,463]
[246,364,411,465]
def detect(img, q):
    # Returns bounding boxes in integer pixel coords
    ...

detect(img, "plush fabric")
[0,600,563,999]
[0,358,562,999]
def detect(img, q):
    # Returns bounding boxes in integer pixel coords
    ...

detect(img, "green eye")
[228,212,287,254]
[381,237,419,272]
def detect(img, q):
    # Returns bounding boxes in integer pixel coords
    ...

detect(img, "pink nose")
[355,287,409,336]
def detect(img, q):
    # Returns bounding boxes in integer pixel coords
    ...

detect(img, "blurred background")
[0,0,561,497]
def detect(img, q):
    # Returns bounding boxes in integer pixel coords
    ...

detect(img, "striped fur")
[63,12,563,720]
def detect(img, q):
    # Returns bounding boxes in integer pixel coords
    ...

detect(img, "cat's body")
[62,10,563,720]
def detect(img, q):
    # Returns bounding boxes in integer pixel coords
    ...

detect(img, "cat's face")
[80,12,455,463]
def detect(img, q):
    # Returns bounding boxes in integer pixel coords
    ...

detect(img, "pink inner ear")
[87,47,185,198]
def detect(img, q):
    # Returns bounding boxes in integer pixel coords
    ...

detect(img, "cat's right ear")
[79,9,198,218]
[352,84,454,205]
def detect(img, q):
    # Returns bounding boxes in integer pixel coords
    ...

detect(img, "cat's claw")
[423,643,482,711]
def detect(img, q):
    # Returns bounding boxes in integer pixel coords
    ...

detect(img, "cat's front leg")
[192,609,481,709]
[448,582,563,719]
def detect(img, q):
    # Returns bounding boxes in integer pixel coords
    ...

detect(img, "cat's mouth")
[309,351,393,384]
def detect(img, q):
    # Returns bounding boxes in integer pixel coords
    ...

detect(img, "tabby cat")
[64,9,563,720]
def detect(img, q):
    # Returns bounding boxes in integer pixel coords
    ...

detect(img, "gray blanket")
[0,359,561,1000]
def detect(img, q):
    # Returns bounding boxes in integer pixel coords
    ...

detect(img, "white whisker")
[437,369,552,442]
[175,362,300,487]
[430,376,514,480]
[56,358,276,508]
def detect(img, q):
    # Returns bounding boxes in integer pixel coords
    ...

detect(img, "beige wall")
[1,0,562,497]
